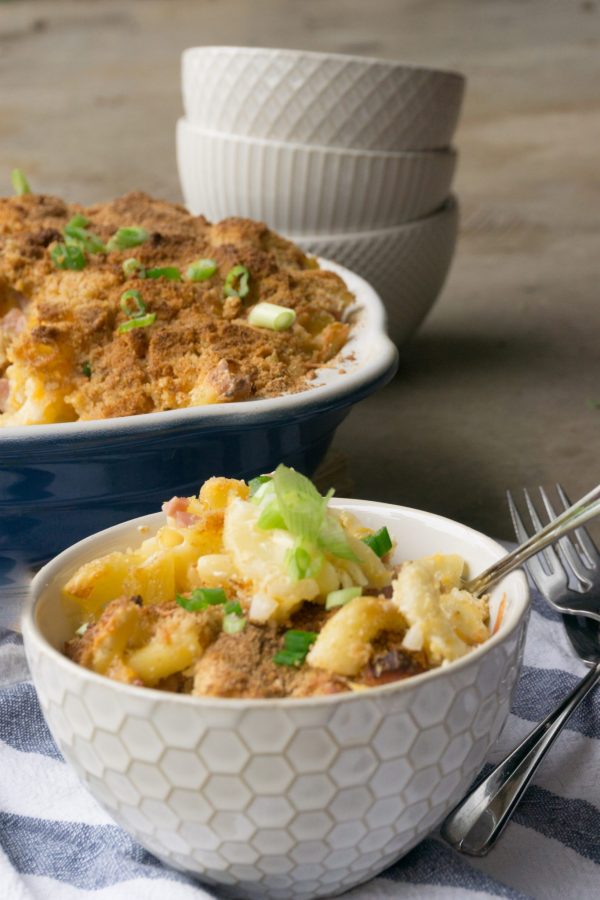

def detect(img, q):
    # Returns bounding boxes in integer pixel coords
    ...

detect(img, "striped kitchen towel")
[0,589,598,900]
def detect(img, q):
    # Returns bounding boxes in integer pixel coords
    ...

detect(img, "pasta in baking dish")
[64,466,491,699]
[0,188,352,426]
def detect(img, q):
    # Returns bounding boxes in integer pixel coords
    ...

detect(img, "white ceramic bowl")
[182,47,465,152]
[23,500,529,900]
[176,119,457,234]
[295,200,459,346]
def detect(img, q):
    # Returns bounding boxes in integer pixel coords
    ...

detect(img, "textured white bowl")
[23,500,529,900]
[182,46,465,152]
[295,200,459,346]
[176,119,457,234]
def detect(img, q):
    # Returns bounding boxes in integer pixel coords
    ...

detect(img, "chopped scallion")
[107,226,149,252]
[144,266,182,281]
[257,500,287,531]
[117,313,156,334]
[318,513,357,561]
[186,258,217,282]
[64,223,105,255]
[176,587,227,611]
[248,474,272,497]
[75,622,89,637]
[224,264,250,299]
[273,629,317,666]
[50,242,86,270]
[11,169,31,196]
[123,257,143,277]
[120,289,146,318]
[224,600,243,616]
[82,361,92,378]
[248,302,295,332]
[362,526,392,558]
[67,214,90,229]
[288,546,312,581]
[325,586,362,610]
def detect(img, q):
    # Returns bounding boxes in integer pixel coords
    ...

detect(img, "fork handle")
[467,484,600,596]
[440,660,600,856]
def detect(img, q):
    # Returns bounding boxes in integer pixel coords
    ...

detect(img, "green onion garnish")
[248,474,272,497]
[11,169,31,196]
[271,464,327,544]
[82,361,92,378]
[224,264,250,299]
[325,586,362,610]
[122,257,143,277]
[176,587,227,611]
[186,258,217,282]
[222,601,246,634]
[107,226,149,252]
[117,313,156,334]
[257,500,287,531]
[120,289,146,318]
[362,526,392,558]
[64,222,105,255]
[68,214,90,229]
[75,622,89,637]
[288,546,312,581]
[273,629,317,667]
[50,242,86,270]
[144,266,182,281]
[318,513,357,561]
[248,302,296,331]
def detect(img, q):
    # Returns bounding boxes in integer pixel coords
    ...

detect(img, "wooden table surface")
[1,0,599,539]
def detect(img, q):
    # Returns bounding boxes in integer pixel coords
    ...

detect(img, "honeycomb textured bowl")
[176,119,456,234]
[182,46,465,152]
[295,200,459,346]
[23,499,529,900]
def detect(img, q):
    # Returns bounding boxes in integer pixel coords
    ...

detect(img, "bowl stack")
[178,47,464,345]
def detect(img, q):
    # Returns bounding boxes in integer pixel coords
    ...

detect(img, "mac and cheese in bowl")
[64,466,491,698]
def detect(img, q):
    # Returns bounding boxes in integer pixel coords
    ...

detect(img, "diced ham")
[161,496,200,528]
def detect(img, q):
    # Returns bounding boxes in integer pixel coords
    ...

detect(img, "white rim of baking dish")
[23,498,529,710]
[0,259,397,445]
[182,45,465,83]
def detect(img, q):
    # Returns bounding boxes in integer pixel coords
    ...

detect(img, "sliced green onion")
[318,513,357,561]
[75,622,89,637]
[224,264,250,298]
[176,587,227,611]
[186,258,217,282]
[82,361,92,378]
[50,242,86,270]
[107,226,149,252]
[120,289,146,318]
[117,313,156,334]
[288,546,312,581]
[248,302,296,332]
[273,629,317,666]
[272,464,326,545]
[257,500,287,531]
[144,266,182,281]
[325,586,362,610]
[362,526,392,558]
[64,223,105,255]
[224,600,243,616]
[67,214,90,229]
[11,169,30,196]
[248,474,272,497]
[123,257,144,277]
[223,613,246,635]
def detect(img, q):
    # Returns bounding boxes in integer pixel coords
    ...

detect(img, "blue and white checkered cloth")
[1,589,598,900]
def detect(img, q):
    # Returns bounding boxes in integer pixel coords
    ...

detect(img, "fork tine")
[538,487,593,587]
[507,490,555,592]
[522,488,565,577]
[556,484,600,567]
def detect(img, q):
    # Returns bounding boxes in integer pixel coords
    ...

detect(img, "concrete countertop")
[1,0,598,539]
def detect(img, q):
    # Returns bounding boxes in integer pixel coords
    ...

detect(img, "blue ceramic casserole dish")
[0,260,397,590]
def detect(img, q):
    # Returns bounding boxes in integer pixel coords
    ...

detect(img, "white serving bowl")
[295,200,459,346]
[176,119,457,234]
[23,500,529,900]
[182,46,465,152]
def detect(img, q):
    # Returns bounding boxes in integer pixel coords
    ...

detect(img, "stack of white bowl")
[178,46,464,345]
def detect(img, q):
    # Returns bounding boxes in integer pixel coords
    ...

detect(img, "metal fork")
[441,485,600,856]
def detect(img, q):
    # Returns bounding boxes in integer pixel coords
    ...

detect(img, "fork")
[441,485,600,856]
